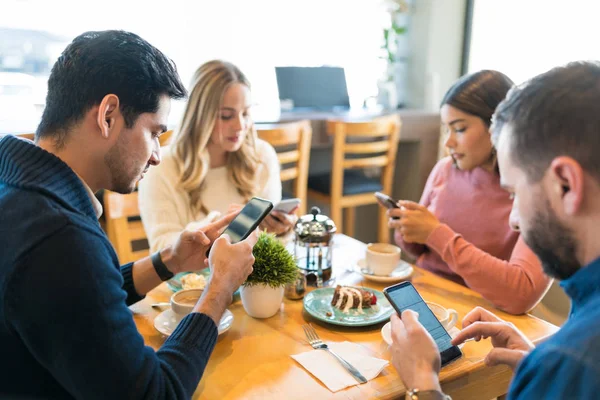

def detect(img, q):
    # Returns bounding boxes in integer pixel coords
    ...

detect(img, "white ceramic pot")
[240,284,284,319]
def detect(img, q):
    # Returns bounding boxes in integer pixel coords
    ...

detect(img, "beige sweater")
[138,139,282,252]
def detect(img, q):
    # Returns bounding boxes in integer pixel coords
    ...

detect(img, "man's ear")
[549,157,584,216]
[96,94,120,139]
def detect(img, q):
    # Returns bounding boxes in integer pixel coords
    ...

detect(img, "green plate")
[303,287,394,327]
[167,270,240,296]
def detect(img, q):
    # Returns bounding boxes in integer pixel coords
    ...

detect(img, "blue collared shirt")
[508,257,600,399]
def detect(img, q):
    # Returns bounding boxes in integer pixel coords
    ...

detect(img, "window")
[0,0,388,134]
[466,0,600,84]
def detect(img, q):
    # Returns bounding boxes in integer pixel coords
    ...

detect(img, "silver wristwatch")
[406,388,451,400]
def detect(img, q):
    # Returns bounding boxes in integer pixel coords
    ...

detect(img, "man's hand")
[390,311,442,392]
[451,306,534,369]
[163,211,239,274]
[207,230,258,295]
[194,230,259,325]
[387,201,441,244]
[260,211,296,236]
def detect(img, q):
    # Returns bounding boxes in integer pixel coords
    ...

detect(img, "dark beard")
[522,198,580,280]
[104,138,139,194]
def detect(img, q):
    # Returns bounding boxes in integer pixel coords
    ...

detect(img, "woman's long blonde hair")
[173,60,261,215]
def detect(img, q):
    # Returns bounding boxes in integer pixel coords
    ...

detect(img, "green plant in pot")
[240,231,298,318]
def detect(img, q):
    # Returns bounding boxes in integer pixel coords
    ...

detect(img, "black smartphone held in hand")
[223,197,273,243]
[383,281,462,367]
[375,192,400,220]
[206,197,273,257]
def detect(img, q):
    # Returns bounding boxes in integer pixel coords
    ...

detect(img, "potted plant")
[240,231,298,318]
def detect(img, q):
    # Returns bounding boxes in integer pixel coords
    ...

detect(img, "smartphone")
[375,192,400,220]
[273,198,301,214]
[207,197,273,256]
[383,281,462,367]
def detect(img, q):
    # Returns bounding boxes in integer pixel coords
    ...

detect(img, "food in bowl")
[180,273,207,290]
[331,285,377,313]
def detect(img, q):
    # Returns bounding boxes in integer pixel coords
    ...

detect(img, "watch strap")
[151,251,174,281]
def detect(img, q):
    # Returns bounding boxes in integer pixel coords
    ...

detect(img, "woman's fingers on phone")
[270,210,284,222]
[398,200,423,211]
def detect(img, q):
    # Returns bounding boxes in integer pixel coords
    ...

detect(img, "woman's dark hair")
[36,30,187,145]
[441,70,514,126]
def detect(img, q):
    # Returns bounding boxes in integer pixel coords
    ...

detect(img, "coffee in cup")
[170,288,203,318]
[365,243,401,276]
[426,301,458,331]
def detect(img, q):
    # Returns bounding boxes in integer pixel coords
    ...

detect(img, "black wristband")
[151,251,174,281]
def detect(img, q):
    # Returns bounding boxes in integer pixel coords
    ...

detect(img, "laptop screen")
[275,66,350,110]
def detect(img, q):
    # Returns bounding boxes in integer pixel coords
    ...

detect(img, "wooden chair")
[15,133,35,141]
[256,120,312,216]
[103,190,149,264]
[307,114,401,243]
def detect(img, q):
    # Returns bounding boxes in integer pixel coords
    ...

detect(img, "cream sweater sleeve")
[138,152,216,253]
[257,139,283,204]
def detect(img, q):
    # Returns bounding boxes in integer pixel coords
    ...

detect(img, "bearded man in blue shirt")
[389,61,600,399]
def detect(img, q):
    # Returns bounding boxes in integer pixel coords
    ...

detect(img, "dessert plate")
[303,287,393,327]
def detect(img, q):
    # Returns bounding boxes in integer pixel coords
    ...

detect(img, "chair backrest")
[326,114,402,197]
[103,190,149,264]
[256,120,312,215]
[159,130,174,147]
[15,133,35,141]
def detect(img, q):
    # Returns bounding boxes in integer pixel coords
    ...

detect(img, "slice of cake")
[331,285,377,313]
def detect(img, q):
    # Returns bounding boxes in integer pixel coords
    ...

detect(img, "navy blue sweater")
[0,135,217,399]
[508,257,600,398]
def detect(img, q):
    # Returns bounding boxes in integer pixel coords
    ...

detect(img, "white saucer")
[154,308,233,337]
[356,259,414,283]
[381,322,464,348]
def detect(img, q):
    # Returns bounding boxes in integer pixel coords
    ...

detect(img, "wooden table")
[131,235,558,399]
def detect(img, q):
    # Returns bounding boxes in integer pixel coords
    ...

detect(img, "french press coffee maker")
[293,206,337,287]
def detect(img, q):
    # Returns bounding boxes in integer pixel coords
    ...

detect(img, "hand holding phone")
[375,192,400,220]
[206,197,273,256]
[383,282,462,367]
[272,198,301,214]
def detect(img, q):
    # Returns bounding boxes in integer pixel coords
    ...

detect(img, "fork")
[302,324,367,384]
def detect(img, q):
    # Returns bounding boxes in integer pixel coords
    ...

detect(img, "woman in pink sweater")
[389,70,551,314]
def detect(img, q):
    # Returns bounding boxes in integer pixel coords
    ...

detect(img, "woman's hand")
[260,211,297,236]
[387,200,441,244]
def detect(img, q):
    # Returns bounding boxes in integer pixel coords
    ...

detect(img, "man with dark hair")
[388,61,600,399]
[0,30,257,399]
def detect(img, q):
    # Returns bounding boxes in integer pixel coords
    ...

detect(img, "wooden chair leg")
[344,207,356,238]
[378,206,390,244]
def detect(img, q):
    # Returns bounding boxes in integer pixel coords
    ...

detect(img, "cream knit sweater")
[138,139,282,252]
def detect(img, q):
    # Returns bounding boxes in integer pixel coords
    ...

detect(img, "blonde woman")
[139,60,294,252]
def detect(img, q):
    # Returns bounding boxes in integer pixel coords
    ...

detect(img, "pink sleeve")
[394,159,448,257]
[426,224,552,314]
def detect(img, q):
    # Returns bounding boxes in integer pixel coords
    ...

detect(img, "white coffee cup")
[426,301,458,331]
[366,243,401,276]
[170,288,203,318]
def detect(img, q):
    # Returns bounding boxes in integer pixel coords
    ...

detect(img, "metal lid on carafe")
[294,206,336,244]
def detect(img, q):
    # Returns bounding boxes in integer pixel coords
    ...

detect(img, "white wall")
[406,0,467,110]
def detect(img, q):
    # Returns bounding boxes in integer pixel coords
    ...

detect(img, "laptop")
[275,66,350,111]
